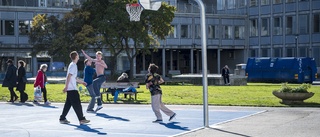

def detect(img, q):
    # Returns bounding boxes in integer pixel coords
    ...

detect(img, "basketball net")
[126,3,143,22]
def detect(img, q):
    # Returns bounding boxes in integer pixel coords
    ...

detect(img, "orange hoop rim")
[127,3,140,7]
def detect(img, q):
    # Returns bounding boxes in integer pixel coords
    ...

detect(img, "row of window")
[0,19,246,40]
[249,46,311,57]
[250,13,320,36]
[217,0,310,10]
[250,0,309,7]
[0,20,32,36]
[169,25,245,39]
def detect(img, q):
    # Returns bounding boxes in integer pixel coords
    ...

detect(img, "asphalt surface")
[177,107,320,137]
[0,102,263,137]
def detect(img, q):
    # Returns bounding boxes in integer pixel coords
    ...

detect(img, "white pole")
[193,0,208,127]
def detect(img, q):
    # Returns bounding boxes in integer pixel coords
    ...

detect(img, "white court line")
[170,110,267,137]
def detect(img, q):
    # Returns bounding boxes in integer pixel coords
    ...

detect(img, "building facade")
[0,0,319,79]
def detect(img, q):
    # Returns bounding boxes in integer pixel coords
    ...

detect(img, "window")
[286,0,295,3]
[250,19,258,36]
[4,20,15,35]
[273,48,282,57]
[286,48,294,57]
[19,20,30,35]
[274,17,282,35]
[223,26,232,39]
[217,0,225,10]
[250,0,257,6]
[314,13,320,33]
[261,48,270,57]
[227,0,235,9]
[273,0,282,4]
[261,0,270,5]
[299,14,309,34]
[299,47,307,57]
[180,25,190,38]
[237,0,247,8]
[261,18,269,36]
[286,16,295,34]
[215,26,220,39]
[168,25,177,38]
[195,25,201,39]
[208,25,215,39]
[235,26,245,39]
[229,51,235,59]
[249,49,258,57]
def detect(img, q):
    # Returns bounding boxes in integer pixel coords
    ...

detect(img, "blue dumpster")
[246,57,317,83]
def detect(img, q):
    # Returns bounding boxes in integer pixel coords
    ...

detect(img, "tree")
[83,0,176,78]
[29,9,100,63]
[29,0,176,79]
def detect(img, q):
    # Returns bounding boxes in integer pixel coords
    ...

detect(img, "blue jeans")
[86,84,101,111]
[113,87,137,103]
[93,75,105,106]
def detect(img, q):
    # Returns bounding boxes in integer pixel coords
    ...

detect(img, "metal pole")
[194,0,208,127]
[295,35,298,57]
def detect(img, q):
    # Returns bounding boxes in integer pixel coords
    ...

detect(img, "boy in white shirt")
[59,51,90,124]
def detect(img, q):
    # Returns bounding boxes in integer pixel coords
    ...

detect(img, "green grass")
[1,83,320,107]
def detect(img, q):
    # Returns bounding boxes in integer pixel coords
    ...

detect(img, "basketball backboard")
[138,0,162,11]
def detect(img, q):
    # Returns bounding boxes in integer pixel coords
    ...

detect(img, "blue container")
[246,57,317,83]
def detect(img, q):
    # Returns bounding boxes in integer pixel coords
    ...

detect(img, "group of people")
[2,50,177,125]
[2,59,28,103]
[2,59,50,104]
[58,50,176,124]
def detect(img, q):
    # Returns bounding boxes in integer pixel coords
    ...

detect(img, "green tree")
[29,9,100,63]
[83,0,176,78]
[29,0,175,78]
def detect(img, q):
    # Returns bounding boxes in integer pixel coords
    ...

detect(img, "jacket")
[2,64,17,87]
[16,66,26,91]
[34,70,47,88]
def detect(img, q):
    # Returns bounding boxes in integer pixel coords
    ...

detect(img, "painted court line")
[170,110,266,137]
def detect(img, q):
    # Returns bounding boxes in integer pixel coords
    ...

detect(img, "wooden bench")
[100,82,142,102]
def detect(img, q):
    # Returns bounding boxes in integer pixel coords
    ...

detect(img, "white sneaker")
[95,105,103,112]
[45,101,51,105]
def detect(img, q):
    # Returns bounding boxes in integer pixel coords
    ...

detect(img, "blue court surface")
[0,102,264,137]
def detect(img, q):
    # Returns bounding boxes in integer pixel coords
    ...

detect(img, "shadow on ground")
[67,124,107,135]
[96,113,130,121]
[159,122,189,131]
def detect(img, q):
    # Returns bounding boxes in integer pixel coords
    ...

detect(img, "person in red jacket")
[34,64,50,105]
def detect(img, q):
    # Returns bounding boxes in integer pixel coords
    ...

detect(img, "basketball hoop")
[126,3,143,22]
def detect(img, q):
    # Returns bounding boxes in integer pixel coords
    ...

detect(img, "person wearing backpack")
[145,63,176,123]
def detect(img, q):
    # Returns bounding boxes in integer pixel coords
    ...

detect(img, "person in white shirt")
[59,51,90,124]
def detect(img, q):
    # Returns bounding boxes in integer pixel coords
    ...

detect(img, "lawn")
[0,83,320,107]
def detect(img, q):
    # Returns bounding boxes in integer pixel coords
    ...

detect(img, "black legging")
[9,87,18,101]
[42,87,47,102]
[18,90,27,102]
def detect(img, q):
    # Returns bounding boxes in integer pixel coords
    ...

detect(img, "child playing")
[145,63,176,123]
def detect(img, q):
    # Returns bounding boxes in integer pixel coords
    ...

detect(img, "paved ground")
[0,102,263,137]
[177,107,320,137]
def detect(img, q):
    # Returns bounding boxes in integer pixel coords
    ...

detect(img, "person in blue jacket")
[83,59,98,113]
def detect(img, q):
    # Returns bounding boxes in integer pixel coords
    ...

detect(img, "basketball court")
[0,102,264,137]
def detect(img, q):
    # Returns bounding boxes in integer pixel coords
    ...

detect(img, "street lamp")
[295,35,298,57]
